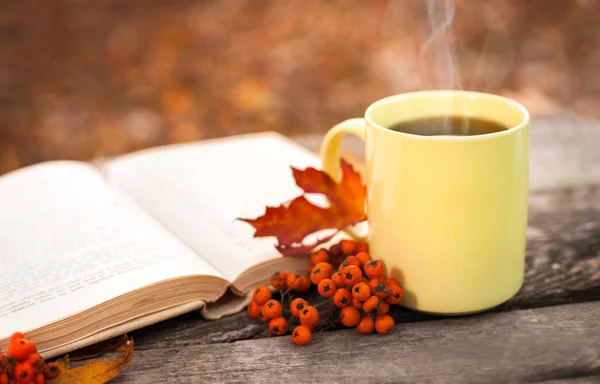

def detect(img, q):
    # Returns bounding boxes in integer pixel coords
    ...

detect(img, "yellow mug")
[320,90,529,315]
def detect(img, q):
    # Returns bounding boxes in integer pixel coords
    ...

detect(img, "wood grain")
[130,310,265,351]
[116,301,600,384]
[508,183,600,309]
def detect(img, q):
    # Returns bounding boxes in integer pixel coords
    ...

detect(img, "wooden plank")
[115,302,600,383]
[506,183,600,309]
[130,310,265,351]
[528,113,600,189]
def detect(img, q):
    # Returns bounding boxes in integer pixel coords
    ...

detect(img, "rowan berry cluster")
[246,239,404,346]
[0,332,60,384]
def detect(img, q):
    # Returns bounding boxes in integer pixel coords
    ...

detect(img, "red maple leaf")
[238,158,366,256]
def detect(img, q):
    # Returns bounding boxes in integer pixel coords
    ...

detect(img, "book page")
[0,161,225,341]
[103,132,324,282]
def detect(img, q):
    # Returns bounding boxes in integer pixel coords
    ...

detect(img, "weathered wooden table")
[115,113,600,383]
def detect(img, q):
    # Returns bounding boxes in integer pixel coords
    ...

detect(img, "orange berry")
[310,248,330,265]
[329,242,342,256]
[338,255,360,272]
[355,251,372,266]
[25,353,44,371]
[331,272,345,288]
[301,320,319,332]
[364,260,384,279]
[356,315,375,334]
[299,306,320,325]
[340,306,361,327]
[377,301,390,315]
[317,279,337,297]
[386,285,404,304]
[296,275,312,292]
[35,373,45,384]
[313,262,334,275]
[0,373,7,384]
[292,325,312,346]
[341,265,362,286]
[14,362,34,382]
[269,271,287,290]
[340,239,358,255]
[356,241,369,253]
[252,286,272,305]
[7,334,37,361]
[344,255,361,268]
[332,288,352,308]
[363,296,380,315]
[352,298,363,309]
[263,299,282,319]
[369,279,389,299]
[385,278,401,288]
[286,272,303,290]
[351,282,370,302]
[43,363,60,380]
[258,306,270,322]
[375,314,395,334]
[247,301,260,318]
[310,267,330,285]
[10,332,25,343]
[269,317,288,336]
[290,298,309,318]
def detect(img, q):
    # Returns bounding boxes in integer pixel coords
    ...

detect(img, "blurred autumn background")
[0,0,598,175]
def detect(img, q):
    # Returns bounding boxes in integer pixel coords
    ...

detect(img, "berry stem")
[280,288,291,306]
[318,323,335,333]
[279,289,285,306]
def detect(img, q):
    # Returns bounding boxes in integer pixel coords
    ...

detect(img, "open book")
[0,132,322,358]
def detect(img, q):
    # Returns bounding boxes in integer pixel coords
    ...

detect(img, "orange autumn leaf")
[239,158,366,256]
[48,337,134,384]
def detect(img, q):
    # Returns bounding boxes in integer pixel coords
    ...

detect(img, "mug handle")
[320,118,366,182]
[320,118,367,240]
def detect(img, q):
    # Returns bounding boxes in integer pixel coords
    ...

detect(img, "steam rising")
[381,0,514,93]
[418,0,462,90]
[468,3,515,92]
[379,0,515,135]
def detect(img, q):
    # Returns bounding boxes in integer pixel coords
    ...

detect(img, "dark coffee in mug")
[387,116,508,136]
